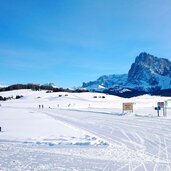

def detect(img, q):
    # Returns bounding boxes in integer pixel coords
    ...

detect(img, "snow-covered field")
[1,90,171,170]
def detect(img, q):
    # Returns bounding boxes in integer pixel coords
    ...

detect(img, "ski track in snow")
[1,106,171,170]
[29,108,171,171]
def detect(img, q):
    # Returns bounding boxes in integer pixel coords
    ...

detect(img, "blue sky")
[0,0,171,87]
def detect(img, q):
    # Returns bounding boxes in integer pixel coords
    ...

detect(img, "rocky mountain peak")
[134,52,171,75]
[127,52,171,90]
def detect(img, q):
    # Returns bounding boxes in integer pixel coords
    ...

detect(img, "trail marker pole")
[157,108,160,117]
[164,101,168,117]
[163,107,165,117]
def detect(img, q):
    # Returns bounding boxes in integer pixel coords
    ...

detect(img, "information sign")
[123,103,133,113]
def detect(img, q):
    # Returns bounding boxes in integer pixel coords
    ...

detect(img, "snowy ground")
[0,90,171,170]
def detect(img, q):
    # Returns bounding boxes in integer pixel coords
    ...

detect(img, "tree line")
[0,84,88,93]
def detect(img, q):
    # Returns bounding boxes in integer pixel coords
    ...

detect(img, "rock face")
[82,52,171,92]
[127,52,171,91]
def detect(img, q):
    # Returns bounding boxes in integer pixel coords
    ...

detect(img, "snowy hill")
[1,89,171,170]
[82,52,171,93]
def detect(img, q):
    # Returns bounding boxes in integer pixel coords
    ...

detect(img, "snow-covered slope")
[1,89,171,170]
[0,90,110,146]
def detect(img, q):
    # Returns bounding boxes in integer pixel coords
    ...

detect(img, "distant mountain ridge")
[82,52,171,93]
[82,74,128,91]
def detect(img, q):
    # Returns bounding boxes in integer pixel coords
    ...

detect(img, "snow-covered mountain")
[127,52,171,91]
[82,52,171,92]
[82,74,128,91]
